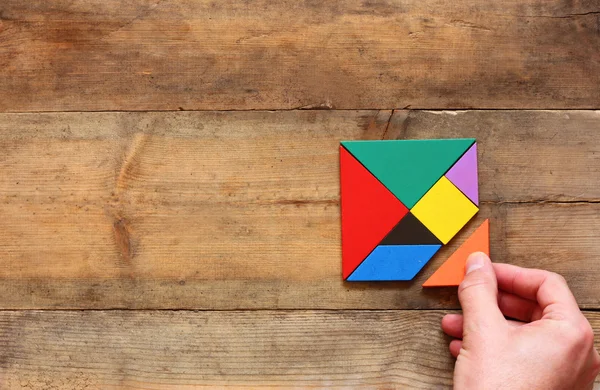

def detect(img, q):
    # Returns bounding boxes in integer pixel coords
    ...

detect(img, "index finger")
[493,263,580,318]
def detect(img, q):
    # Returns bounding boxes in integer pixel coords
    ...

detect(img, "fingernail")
[465,252,486,274]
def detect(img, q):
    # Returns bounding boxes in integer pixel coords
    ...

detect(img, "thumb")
[458,252,505,333]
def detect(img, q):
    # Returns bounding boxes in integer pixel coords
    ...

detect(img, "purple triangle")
[445,143,478,205]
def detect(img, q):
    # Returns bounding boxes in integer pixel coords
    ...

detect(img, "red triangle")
[340,146,409,279]
[422,219,490,287]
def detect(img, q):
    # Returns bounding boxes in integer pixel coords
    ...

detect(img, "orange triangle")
[422,219,489,287]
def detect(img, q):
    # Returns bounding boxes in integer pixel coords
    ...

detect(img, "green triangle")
[341,138,475,208]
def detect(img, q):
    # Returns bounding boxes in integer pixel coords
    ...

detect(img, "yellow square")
[411,176,478,244]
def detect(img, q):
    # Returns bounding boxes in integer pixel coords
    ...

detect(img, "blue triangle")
[346,245,441,281]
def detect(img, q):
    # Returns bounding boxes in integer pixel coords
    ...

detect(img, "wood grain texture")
[0,310,599,388]
[1,0,599,111]
[1,110,600,309]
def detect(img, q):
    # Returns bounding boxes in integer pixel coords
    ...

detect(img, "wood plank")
[1,1,599,111]
[2,201,600,309]
[0,310,599,388]
[1,110,600,309]
[2,110,599,203]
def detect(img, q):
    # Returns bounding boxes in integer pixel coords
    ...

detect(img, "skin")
[442,252,600,390]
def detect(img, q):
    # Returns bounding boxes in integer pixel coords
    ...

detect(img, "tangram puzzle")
[340,138,489,285]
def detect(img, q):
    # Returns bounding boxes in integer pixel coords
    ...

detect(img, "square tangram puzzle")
[340,138,489,286]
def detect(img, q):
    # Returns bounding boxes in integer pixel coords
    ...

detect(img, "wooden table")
[1,1,599,388]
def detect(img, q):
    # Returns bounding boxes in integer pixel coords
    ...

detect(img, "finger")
[449,339,462,358]
[441,314,463,338]
[443,313,523,339]
[493,263,580,319]
[497,290,543,322]
[458,252,505,333]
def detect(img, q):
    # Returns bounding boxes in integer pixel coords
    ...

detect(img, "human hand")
[441,252,600,390]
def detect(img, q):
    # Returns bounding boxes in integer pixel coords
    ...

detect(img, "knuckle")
[458,278,488,295]
[547,271,568,286]
[561,319,594,349]
[578,321,595,346]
